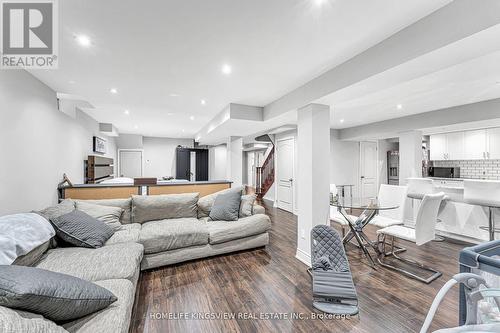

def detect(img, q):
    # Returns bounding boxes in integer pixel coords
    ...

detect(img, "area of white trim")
[295,248,311,267]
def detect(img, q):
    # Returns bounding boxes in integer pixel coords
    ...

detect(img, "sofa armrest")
[253,204,265,215]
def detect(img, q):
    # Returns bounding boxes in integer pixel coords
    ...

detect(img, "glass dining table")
[331,198,399,267]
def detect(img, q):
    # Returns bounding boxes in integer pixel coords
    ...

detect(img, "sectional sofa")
[0,190,271,333]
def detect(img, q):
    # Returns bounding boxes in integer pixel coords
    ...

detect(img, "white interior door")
[360,141,378,204]
[119,150,143,178]
[277,138,294,212]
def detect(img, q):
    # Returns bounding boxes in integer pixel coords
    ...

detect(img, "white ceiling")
[317,24,500,129]
[28,0,450,138]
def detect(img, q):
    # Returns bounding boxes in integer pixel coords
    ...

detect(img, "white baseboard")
[295,248,311,267]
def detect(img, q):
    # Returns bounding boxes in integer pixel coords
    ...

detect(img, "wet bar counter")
[61,180,232,200]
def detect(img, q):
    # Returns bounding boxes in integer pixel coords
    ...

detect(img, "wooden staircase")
[256,147,275,198]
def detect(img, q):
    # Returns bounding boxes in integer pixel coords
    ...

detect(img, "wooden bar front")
[148,183,230,197]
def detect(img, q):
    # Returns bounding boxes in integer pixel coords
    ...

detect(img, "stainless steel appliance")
[428,167,460,178]
[387,150,399,185]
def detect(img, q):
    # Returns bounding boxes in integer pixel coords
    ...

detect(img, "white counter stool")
[370,184,408,228]
[329,184,356,237]
[463,180,500,241]
[377,192,445,283]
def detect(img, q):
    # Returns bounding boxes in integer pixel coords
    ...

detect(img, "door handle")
[289,178,293,182]
[361,176,365,179]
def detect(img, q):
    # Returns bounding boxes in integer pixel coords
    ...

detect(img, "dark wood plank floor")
[130,201,470,333]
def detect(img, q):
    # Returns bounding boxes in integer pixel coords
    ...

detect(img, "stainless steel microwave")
[428,167,460,178]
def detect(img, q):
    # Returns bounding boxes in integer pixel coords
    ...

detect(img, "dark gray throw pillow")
[50,210,114,248]
[0,265,117,322]
[209,190,242,221]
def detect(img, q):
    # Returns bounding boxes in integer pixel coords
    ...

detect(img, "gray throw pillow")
[75,201,123,232]
[50,210,114,248]
[0,265,117,322]
[197,187,244,218]
[240,194,256,217]
[73,198,132,224]
[209,190,242,221]
[36,200,75,221]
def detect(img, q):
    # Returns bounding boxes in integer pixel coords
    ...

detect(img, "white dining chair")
[370,184,408,228]
[329,183,356,237]
[376,192,445,283]
[464,179,500,241]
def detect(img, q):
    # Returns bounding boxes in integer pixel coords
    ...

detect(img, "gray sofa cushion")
[63,279,134,333]
[139,218,209,254]
[253,204,265,215]
[240,194,256,217]
[132,193,199,223]
[50,210,114,248]
[0,265,117,322]
[73,199,132,224]
[207,214,272,244]
[197,187,243,218]
[12,241,50,267]
[36,243,144,283]
[75,201,123,232]
[209,190,242,221]
[105,224,141,246]
[0,306,68,333]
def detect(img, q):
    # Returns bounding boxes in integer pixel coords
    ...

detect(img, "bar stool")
[464,180,500,241]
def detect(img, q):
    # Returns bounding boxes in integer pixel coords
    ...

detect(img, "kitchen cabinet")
[464,129,487,160]
[487,128,500,159]
[430,127,500,161]
[430,134,447,160]
[429,132,463,160]
[446,132,464,160]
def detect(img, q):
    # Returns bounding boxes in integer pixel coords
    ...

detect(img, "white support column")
[296,104,330,266]
[226,136,243,187]
[399,130,423,185]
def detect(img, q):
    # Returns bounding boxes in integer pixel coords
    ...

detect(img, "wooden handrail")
[256,147,275,197]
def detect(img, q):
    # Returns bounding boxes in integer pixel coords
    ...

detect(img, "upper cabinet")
[430,127,500,160]
[429,132,464,160]
[464,130,487,160]
[487,128,500,159]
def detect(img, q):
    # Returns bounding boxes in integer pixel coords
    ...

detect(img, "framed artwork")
[93,136,106,154]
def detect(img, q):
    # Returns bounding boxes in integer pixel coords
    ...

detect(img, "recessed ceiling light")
[110,88,118,94]
[190,115,195,120]
[68,80,76,84]
[222,64,232,75]
[201,99,206,105]
[314,0,327,6]
[182,129,185,133]
[124,110,130,115]
[339,119,345,123]
[134,125,138,129]
[396,104,403,110]
[169,93,179,97]
[75,34,91,47]
[167,112,175,116]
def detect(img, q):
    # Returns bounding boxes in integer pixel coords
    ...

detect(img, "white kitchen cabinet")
[446,131,465,160]
[487,127,500,159]
[464,129,487,160]
[429,132,464,160]
[430,134,447,160]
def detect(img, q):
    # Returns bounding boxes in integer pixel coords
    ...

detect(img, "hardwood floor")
[130,201,470,333]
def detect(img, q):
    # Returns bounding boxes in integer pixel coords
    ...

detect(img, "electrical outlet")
[301,229,305,239]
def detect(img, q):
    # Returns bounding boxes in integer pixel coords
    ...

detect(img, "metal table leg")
[340,208,377,268]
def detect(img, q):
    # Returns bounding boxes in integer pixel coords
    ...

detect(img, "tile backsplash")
[433,160,500,180]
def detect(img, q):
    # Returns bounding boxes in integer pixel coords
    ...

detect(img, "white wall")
[116,134,143,149]
[209,144,227,180]
[0,70,117,215]
[142,137,193,178]
[330,130,360,198]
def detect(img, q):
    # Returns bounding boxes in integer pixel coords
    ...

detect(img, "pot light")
[167,112,175,116]
[182,129,185,133]
[134,125,139,129]
[68,80,76,84]
[169,93,179,97]
[397,104,403,110]
[339,119,345,123]
[110,88,118,94]
[201,99,206,105]
[222,64,232,75]
[75,35,91,47]
[124,110,130,115]
[315,0,326,6]
[190,115,195,120]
